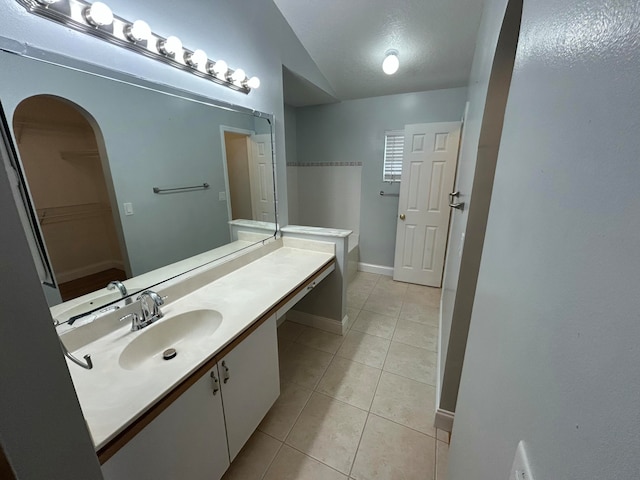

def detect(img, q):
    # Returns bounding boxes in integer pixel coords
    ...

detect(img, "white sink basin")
[119,309,223,370]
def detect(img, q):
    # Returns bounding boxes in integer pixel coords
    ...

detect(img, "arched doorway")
[13,95,127,301]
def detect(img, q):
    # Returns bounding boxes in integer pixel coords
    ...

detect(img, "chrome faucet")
[120,290,166,331]
[107,280,128,297]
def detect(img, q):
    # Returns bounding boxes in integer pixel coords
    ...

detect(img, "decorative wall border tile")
[286,162,363,167]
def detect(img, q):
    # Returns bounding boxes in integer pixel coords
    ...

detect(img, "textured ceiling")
[274,0,485,100]
[282,66,338,107]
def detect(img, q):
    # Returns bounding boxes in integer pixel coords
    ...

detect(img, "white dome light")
[125,20,151,42]
[382,50,400,75]
[36,0,59,5]
[231,68,246,84]
[246,76,260,89]
[185,49,208,68]
[158,36,182,56]
[84,2,114,27]
[209,60,228,78]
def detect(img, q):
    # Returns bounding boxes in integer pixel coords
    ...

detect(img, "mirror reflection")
[0,51,276,322]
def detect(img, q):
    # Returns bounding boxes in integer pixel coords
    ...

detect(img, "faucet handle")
[136,290,166,305]
[120,312,141,331]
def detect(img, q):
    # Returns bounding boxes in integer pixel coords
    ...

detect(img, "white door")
[248,134,275,222]
[393,122,461,286]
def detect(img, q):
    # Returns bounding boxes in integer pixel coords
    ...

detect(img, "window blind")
[383,130,404,182]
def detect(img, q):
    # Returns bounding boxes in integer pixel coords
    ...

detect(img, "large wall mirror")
[0,48,277,325]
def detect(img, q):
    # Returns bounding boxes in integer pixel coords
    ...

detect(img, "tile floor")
[222,272,450,480]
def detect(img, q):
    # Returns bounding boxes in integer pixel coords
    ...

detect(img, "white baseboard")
[56,260,125,284]
[434,408,455,432]
[286,309,345,335]
[357,262,393,277]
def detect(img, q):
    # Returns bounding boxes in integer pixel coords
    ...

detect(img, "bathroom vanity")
[59,237,335,479]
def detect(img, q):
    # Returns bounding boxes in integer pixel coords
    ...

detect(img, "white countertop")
[64,243,334,451]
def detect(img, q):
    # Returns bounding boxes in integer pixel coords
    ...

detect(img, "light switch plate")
[509,441,534,480]
[123,202,134,216]
[218,191,226,201]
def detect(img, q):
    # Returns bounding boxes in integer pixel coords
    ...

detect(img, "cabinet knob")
[210,370,220,395]
[222,361,230,384]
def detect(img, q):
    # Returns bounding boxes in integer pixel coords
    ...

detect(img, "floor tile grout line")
[347,411,370,478]
[281,441,354,478]
[257,437,284,480]
[366,411,440,441]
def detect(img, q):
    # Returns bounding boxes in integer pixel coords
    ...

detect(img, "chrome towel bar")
[153,183,210,194]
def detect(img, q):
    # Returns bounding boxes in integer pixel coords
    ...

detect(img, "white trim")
[285,309,345,335]
[434,408,455,432]
[56,260,125,283]
[357,262,393,277]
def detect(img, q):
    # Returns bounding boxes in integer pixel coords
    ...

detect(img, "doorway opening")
[221,127,275,224]
[12,96,127,301]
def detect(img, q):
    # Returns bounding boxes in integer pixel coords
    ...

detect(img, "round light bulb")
[185,49,207,68]
[84,2,114,27]
[125,20,151,42]
[246,76,261,89]
[209,60,228,78]
[231,68,246,84]
[382,52,399,75]
[36,0,59,5]
[158,36,182,56]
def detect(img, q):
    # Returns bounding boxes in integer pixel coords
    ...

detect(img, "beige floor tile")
[370,372,436,437]
[371,281,408,298]
[316,356,382,410]
[362,294,403,318]
[336,330,391,369]
[393,320,438,352]
[296,327,345,354]
[400,302,439,326]
[383,342,437,385]
[263,444,347,480]
[436,440,449,480]
[346,308,360,328]
[351,414,435,480]
[280,343,334,389]
[278,321,308,342]
[351,310,398,339]
[436,429,450,444]
[347,289,369,310]
[278,338,294,360]
[222,430,281,480]
[259,382,313,441]
[285,393,367,474]
[404,285,441,307]
[350,272,380,289]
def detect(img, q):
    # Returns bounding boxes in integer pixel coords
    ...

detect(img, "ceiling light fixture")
[382,49,400,75]
[185,49,207,68]
[15,0,259,93]
[124,20,151,42]
[84,1,113,27]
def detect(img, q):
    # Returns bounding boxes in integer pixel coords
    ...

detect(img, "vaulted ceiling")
[274,0,485,103]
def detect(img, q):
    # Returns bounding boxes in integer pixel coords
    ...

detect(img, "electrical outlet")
[509,441,534,480]
[219,191,226,201]
[123,202,134,216]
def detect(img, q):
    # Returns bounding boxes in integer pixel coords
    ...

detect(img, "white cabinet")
[101,365,229,480]
[101,315,279,479]
[220,315,280,460]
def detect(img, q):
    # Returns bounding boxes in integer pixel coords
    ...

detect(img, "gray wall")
[449,0,640,478]
[284,104,299,224]
[295,88,468,267]
[0,0,332,476]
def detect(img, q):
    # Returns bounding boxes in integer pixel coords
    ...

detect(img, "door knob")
[449,191,464,210]
[399,214,406,220]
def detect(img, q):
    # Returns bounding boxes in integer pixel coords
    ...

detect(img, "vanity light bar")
[16,0,260,94]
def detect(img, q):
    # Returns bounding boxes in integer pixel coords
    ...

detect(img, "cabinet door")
[220,315,280,460]
[102,365,230,480]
